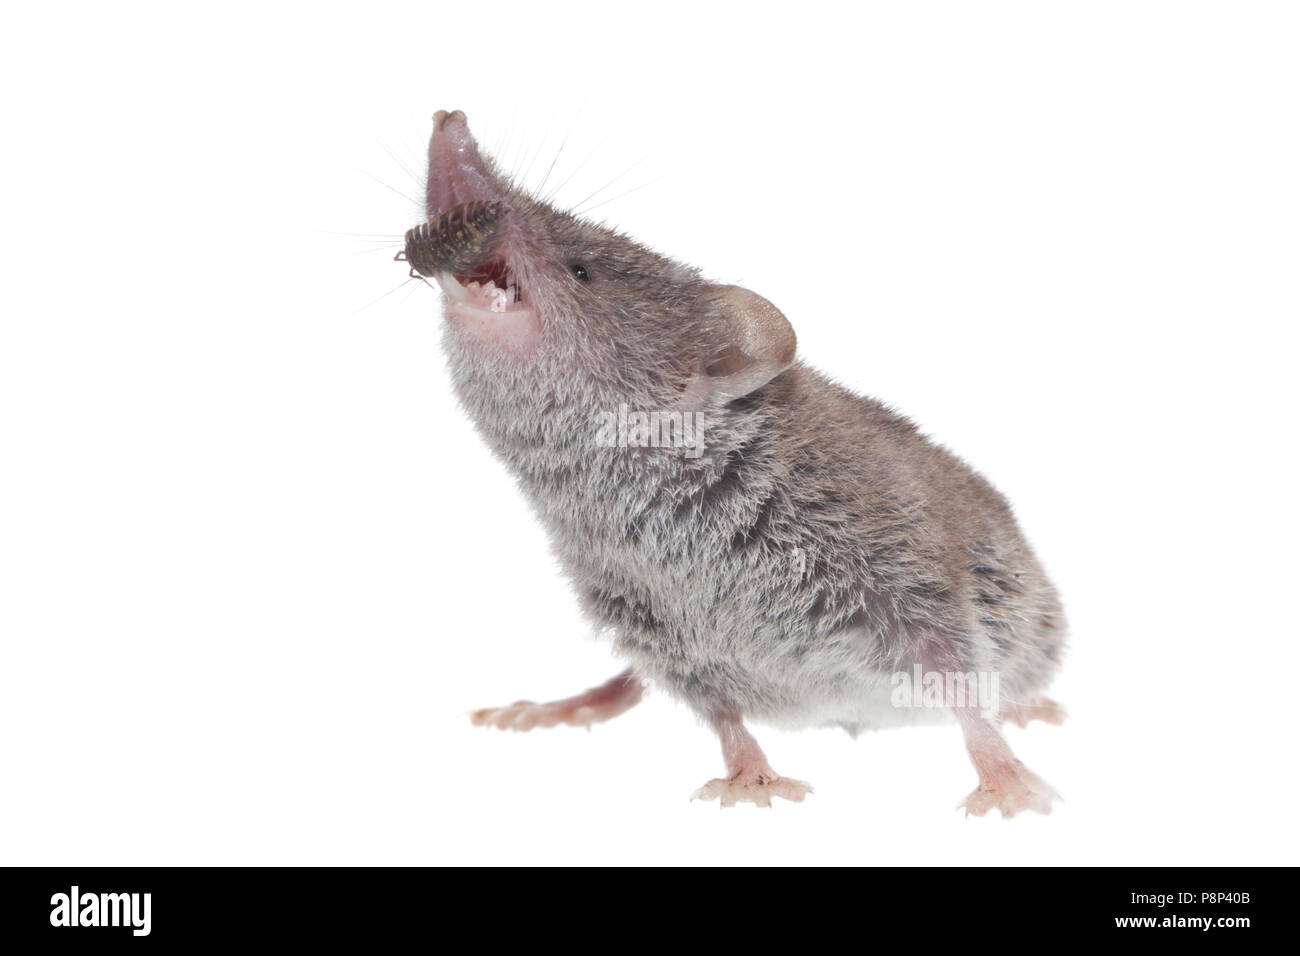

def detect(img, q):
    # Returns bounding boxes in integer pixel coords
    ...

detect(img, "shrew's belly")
[614,616,955,732]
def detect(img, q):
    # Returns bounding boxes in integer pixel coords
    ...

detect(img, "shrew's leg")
[956,706,1059,817]
[692,711,811,808]
[470,669,645,731]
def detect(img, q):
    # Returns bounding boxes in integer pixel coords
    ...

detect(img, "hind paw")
[960,761,1059,818]
[692,773,812,808]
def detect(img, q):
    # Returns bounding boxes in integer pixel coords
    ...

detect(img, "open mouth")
[401,200,531,318]
[413,113,540,350]
[433,254,527,316]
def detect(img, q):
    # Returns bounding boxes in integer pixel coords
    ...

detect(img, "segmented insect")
[395,200,507,278]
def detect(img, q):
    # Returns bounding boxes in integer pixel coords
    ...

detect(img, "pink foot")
[956,706,1059,818]
[470,669,645,731]
[1000,697,1067,729]
[692,710,812,808]
[693,772,812,808]
[960,759,1059,818]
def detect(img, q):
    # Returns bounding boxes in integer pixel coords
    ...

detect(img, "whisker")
[535,139,567,200]
[351,277,419,315]
[535,108,583,201]
[398,277,428,306]
[324,236,407,247]
[545,135,609,205]
[570,152,652,212]
[381,142,422,191]
[576,173,671,215]
[519,121,555,189]
[358,167,422,208]
[322,233,405,240]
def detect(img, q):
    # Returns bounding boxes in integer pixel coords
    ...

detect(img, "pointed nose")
[425,108,498,219]
[431,109,472,151]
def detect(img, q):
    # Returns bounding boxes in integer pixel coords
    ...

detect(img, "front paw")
[469,700,594,731]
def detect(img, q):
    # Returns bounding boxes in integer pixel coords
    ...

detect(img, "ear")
[695,285,797,402]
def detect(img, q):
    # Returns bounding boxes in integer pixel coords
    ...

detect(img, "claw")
[959,761,1059,818]
[692,774,812,808]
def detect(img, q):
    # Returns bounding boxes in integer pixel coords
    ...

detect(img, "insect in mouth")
[395,200,507,279]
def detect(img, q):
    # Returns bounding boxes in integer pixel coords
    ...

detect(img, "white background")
[2,1,1297,866]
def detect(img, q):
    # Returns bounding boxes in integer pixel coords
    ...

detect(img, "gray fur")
[427,114,1066,734]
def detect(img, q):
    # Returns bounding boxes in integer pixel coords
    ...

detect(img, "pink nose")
[432,109,471,146]
[425,109,496,218]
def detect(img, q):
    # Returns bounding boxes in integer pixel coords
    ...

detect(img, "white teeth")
[435,270,517,313]
[435,271,467,301]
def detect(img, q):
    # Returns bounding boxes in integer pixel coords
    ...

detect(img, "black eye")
[571,264,590,282]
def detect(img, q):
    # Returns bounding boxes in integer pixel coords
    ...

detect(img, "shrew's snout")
[410,110,535,336]
[425,109,498,221]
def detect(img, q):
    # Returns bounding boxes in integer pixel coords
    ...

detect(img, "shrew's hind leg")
[692,712,812,808]
[470,669,646,731]
[956,706,1059,818]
